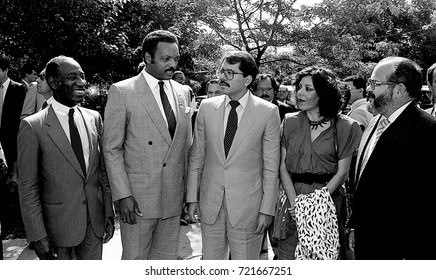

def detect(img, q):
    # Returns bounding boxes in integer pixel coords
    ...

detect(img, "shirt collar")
[46,96,54,105]
[21,79,30,88]
[387,100,413,123]
[142,70,171,91]
[225,90,250,109]
[1,78,10,89]
[51,99,78,116]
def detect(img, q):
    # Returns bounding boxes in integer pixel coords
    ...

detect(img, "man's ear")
[244,75,253,87]
[47,76,59,90]
[393,83,407,100]
[144,52,152,64]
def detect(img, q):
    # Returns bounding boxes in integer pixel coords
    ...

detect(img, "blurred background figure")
[253,74,297,121]
[19,63,38,91]
[205,78,222,98]
[173,70,195,108]
[425,62,436,117]
[343,75,373,130]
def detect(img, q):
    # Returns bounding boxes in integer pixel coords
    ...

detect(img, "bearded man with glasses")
[348,57,436,259]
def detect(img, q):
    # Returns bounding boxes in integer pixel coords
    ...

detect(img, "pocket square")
[185,107,192,114]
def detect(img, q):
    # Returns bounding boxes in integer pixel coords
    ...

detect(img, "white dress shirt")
[51,99,90,171]
[223,90,250,134]
[142,70,178,126]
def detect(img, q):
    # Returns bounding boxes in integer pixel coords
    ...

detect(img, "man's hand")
[31,237,57,260]
[254,213,273,235]
[187,202,201,223]
[118,196,142,224]
[103,217,115,243]
[348,229,355,252]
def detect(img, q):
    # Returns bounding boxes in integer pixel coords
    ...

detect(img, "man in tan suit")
[187,51,281,260]
[17,56,114,260]
[102,30,192,260]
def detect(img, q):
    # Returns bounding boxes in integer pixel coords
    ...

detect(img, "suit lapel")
[354,115,380,185]
[133,74,172,145]
[46,106,85,178]
[226,93,256,160]
[213,97,226,160]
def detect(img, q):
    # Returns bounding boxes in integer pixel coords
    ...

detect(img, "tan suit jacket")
[187,93,280,228]
[102,73,192,219]
[17,106,113,247]
[20,83,46,119]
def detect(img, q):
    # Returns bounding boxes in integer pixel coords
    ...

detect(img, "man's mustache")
[260,94,270,99]
[219,81,230,87]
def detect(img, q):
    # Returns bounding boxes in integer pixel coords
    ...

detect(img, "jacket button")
[163,163,166,167]
[148,141,152,145]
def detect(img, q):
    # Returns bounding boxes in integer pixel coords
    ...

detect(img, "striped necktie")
[358,117,390,178]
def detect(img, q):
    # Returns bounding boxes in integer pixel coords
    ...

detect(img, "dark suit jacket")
[272,99,297,121]
[0,80,26,169]
[17,106,114,247]
[350,102,436,259]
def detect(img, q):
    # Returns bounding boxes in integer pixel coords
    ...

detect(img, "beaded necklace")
[308,117,330,130]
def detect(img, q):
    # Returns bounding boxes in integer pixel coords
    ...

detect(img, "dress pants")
[120,215,180,260]
[201,197,263,260]
[55,218,103,260]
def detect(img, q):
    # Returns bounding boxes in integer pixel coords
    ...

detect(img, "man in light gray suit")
[17,56,114,260]
[187,51,281,260]
[102,30,192,260]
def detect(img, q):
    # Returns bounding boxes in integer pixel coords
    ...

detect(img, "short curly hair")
[293,66,341,118]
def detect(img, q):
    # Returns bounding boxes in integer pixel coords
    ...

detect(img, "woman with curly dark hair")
[273,66,362,259]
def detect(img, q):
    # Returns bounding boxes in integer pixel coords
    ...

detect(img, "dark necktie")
[69,109,86,177]
[158,81,177,139]
[224,100,240,158]
[41,100,48,109]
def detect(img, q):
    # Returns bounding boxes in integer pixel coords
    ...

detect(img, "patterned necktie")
[224,100,240,158]
[69,109,86,177]
[158,81,177,139]
[359,117,390,178]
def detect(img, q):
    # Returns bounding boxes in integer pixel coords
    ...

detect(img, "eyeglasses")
[256,88,274,94]
[217,69,244,80]
[367,78,398,90]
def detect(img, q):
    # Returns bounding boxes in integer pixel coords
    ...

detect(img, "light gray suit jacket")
[102,73,192,219]
[17,106,113,247]
[187,93,281,228]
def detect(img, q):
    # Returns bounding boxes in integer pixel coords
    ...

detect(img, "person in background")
[274,66,361,260]
[349,57,436,259]
[343,75,373,130]
[103,30,192,260]
[173,70,195,108]
[425,62,436,117]
[187,51,281,260]
[0,56,27,239]
[20,68,51,119]
[20,63,38,91]
[252,74,297,121]
[277,84,291,104]
[17,56,114,260]
[205,78,222,98]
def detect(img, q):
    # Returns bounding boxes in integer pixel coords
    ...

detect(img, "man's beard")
[372,87,393,115]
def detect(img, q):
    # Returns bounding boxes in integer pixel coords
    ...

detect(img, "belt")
[291,173,334,185]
